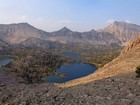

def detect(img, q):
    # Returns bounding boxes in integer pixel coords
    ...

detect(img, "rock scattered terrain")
[0,68,140,105]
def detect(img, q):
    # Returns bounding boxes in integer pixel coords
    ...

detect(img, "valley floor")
[0,68,140,105]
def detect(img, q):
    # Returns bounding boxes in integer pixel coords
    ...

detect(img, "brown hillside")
[58,36,140,87]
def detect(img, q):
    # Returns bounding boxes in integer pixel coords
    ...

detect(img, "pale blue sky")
[0,0,140,32]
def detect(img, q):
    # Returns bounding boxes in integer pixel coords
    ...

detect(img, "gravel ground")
[0,68,140,105]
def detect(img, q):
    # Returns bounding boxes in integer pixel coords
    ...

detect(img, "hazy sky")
[0,0,140,32]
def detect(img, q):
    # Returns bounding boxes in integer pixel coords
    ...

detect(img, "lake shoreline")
[0,52,98,83]
[45,52,98,83]
[0,56,13,67]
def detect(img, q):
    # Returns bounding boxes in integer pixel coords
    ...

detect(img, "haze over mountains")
[0,21,140,48]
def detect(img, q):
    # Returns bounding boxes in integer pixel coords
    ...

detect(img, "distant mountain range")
[0,21,140,48]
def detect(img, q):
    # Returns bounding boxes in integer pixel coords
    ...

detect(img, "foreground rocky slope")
[58,35,140,87]
[0,68,140,105]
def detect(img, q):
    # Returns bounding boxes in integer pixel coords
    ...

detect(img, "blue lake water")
[46,63,97,83]
[0,57,13,67]
[46,52,97,83]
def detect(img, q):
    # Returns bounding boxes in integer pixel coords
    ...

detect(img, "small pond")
[0,57,13,67]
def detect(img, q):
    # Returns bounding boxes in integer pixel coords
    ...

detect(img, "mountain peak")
[5,22,33,28]
[100,21,140,45]
[7,22,30,26]
[90,29,96,32]
[59,27,72,32]
[110,21,140,28]
[110,21,130,27]
[18,22,30,25]
[17,22,32,27]
[107,21,140,30]
[0,22,31,27]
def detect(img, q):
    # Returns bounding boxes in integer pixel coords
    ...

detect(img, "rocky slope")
[58,35,140,87]
[0,39,10,51]
[0,39,9,47]
[19,37,50,49]
[0,66,140,105]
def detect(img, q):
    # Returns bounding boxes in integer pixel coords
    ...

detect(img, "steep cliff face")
[58,35,140,87]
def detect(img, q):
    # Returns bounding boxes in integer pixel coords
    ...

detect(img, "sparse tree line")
[81,50,120,67]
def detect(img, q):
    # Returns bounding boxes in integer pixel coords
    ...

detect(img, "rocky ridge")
[0,21,140,47]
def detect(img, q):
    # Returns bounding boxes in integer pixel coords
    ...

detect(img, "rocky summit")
[0,23,49,44]
[100,21,140,45]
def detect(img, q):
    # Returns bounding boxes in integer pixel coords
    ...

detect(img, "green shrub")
[136,66,140,78]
